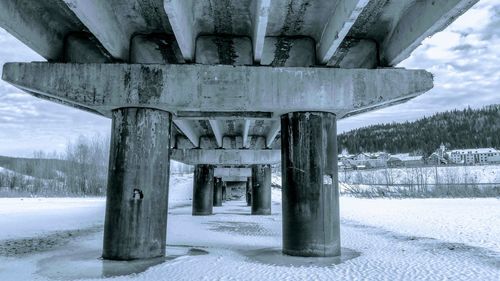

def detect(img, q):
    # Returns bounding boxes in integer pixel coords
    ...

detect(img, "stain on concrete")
[209,0,238,64]
[271,0,311,66]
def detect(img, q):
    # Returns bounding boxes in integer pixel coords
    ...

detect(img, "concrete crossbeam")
[317,0,370,65]
[171,149,280,165]
[214,168,252,178]
[2,63,433,118]
[222,176,249,182]
[381,0,478,66]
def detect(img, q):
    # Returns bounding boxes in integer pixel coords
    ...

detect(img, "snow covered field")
[0,174,498,280]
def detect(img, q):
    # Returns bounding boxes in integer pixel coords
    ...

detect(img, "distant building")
[448,148,500,165]
[427,143,448,165]
[387,153,424,167]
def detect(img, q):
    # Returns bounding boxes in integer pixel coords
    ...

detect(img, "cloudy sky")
[0,0,499,157]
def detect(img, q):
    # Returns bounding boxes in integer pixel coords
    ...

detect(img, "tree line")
[0,135,109,197]
[338,105,500,156]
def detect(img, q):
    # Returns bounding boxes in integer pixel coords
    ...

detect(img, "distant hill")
[0,155,67,179]
[338,105,500,156]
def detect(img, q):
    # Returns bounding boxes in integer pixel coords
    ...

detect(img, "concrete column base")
[251,165,271,215]
[103,107,171,260]
[192,165,214,215]
[281,112,340,257]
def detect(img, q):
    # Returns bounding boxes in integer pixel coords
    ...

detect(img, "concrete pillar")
[103,108,171,260]
[251,165,271,215]
[281,112,340,257]
[245,176,252,206]
[213,177,223,207]
[222,181,227,201]
[192,165,214,215]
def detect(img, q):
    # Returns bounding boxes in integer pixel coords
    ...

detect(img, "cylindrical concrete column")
[213,177,223,207]
[222,181,227,201]
[245,176,252,206]
[281,112,340,257]
[251,165,271,215]
[103,107,172,260]
[192,165,214,215]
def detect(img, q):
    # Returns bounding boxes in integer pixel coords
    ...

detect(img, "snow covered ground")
[0,174,498,280]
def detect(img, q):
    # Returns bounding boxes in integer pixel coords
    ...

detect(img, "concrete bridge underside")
[0,0,476,260]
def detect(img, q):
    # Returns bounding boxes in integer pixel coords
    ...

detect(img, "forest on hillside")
[338,105,500,156]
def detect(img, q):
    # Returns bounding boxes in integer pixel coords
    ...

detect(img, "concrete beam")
[214,168,252,178]
[381,0,478,66]
[173,120,201,148]
[222,176,248,182]
[171,149,281,165]
[242,120,252,148]
[328,39,377,69]
[209,120,224,148]
[196,36,253,65]
[317,0,371,65]
[252,0,271,63]
[164,0,195,62]
[0,0,84,61]
[63,0,130,60]
[266,121,280,148]
[2,63,434,118]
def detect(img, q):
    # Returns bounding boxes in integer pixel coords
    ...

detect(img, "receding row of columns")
[191,164,271,216]
[102,108,340,260]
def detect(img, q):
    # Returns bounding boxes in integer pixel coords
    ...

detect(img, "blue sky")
[0,0,499,157]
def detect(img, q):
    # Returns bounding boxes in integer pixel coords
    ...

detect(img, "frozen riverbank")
[0,175,498,280]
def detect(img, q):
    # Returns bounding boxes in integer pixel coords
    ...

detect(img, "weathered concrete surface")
[130,34,184,64]
[171,149,280,165]
[214,168,252,178]
[65,33,113,63]
[192,165,214,216]
[196,36,253,65]
[103,107,172,260]
[213,177,223,207]
[2,63,434,117]
[251,165,271,215]
[281,112,340,257]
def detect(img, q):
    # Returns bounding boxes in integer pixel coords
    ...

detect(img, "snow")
[0,174,498,280]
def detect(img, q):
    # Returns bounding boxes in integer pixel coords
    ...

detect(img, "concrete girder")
[171,149,280,165]
[0,0,99,61]
[317,0,371,65]
[261,37,315,67]
[328,39,378,69]
[266,121,280,149]
[251,0,271,63]
[173,120,201,148]
[208,120,224,148]
[130,34,184,64]
[242,120,252,148]
[380,0,479,66]
[2,63,434,118]
[164,0,195,61]
[62,0,130,60]
[214,168,252,178]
